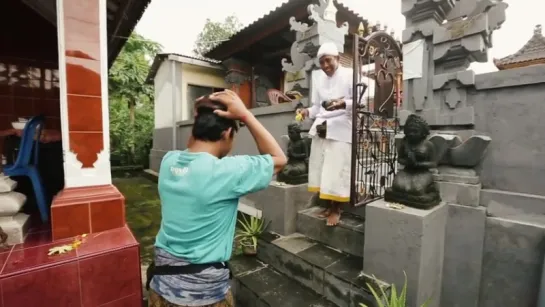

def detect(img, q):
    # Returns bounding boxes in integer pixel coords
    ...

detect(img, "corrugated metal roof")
[172,54,221,64]
[494,25,545,69]
[204,0,367,60]
[107,0,154,66]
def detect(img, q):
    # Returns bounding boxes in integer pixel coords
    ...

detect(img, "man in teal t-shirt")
[149,90,287,307]
[156,151,274,263]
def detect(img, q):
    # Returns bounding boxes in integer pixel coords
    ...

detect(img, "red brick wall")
[0,0,61,136]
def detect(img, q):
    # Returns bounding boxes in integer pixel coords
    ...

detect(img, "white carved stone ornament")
[281,0,348,74]
[64,148,112,188]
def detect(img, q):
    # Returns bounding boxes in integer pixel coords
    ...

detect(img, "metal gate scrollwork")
[350,29,403,207]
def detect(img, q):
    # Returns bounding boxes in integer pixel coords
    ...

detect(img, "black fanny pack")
[146,261,232,290]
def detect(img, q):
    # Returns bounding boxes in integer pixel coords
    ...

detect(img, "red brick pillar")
[51,0,124,240]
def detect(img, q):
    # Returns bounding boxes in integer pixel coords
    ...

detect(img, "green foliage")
[360,272,430,307]
[109,32,162,166]
[235,215,269,251]
[109,99,154,166]
[193,15,243,56]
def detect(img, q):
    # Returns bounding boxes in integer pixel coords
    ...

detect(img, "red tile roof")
[494,25,545,69]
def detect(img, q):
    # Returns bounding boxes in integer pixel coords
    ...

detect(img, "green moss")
[113,176,161,265]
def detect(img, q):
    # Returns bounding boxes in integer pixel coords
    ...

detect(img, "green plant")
[360,272,430,307]
[109,32,161,167]
[234,215,269,252]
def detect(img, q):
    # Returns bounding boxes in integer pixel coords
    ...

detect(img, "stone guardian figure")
[384,114,441,209]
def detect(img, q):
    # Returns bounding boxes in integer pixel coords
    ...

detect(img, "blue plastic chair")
[4,116,48,222]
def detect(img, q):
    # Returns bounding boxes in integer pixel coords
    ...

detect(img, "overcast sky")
[136,0,543,73]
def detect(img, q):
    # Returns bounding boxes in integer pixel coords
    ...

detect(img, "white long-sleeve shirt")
[307,66,367,144]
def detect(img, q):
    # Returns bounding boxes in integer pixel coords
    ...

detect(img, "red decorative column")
[52,0,124,240]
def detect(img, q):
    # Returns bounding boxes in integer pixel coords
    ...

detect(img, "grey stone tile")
[324,271,351,306]
[297,244,346,269]
[297,207,365,257]
[258,239,321,294]
[237,267,336,307]
[274,233,317,254]
[230,255,267,276]
[324,255,363,284]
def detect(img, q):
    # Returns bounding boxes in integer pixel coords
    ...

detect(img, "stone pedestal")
[441,203,485,307]
[51,185,125,241]
[363,199,447,307]
[434,166,481,207]
[243,182,313,235]
[0,176,30,245]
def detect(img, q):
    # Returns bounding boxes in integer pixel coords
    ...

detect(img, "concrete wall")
[179,63,228,121]
[473,65,545,198]
[150,59,228,170]
[153,60,227,129]
[150,103,297,172]
[153,62,174,130]
[439,65,545,307]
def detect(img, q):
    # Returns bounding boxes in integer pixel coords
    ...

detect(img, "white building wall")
[154,62,173,129]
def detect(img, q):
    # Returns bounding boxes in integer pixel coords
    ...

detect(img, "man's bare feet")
[317,207,331,218]
[326,205,341,226]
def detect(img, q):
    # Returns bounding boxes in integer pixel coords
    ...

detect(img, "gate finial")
[358,22,365,37]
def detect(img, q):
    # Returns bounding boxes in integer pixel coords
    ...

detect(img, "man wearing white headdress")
[297,42,373,226]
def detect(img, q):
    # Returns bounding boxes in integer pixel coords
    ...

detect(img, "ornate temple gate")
[349,31,403,206]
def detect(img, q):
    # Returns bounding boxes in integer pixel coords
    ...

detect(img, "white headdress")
[317,42,339,59]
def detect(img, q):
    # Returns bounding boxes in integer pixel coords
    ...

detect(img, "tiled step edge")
[230,255,337,307]
[297,207,366,257]
[257,232,390,307]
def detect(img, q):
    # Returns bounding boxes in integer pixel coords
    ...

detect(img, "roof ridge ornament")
[322,0,337,23]
[535,24,542,36]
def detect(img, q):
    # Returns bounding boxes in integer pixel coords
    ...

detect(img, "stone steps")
[230,255,337,307]
[255,232,389,307]
[297,206,366,257]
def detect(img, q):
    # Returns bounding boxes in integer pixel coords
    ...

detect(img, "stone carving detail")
[282,41,312,74]
[288,16,309,33]
[222,58,251,86]
[429,134,491,168]
[400,0,508,127]
[277,123,312,185]
[281,0,349,74]
[385,114,441,209]
[224,72,249,85]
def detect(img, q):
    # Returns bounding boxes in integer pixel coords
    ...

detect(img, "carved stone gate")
[350,31,403,206]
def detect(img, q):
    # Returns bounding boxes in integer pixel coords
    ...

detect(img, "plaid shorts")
[148,289,235,307]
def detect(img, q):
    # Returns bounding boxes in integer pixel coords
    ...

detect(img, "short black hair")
[192,99,239,142]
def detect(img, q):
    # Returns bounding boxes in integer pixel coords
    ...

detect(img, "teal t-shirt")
[155,150,274,264]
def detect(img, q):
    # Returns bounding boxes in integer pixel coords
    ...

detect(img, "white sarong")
[307,136,352,202]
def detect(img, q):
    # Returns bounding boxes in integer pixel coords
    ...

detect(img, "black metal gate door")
[350,31,403,207]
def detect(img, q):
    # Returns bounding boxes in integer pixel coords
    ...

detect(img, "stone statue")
[277,123,311,185]
[384,114,441,209]
[0,227,7,247]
